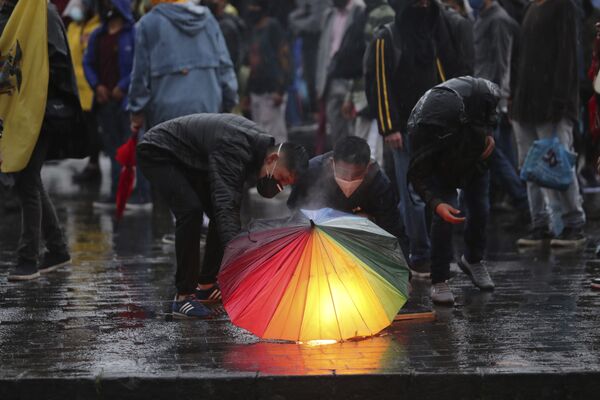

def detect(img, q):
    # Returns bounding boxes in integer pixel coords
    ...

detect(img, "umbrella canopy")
[115,133,137,220]
[218,208,410,343]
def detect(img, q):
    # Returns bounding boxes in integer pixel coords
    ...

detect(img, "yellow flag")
[0,1,49,173]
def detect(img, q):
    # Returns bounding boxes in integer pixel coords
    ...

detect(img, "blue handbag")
[520,135,577,191]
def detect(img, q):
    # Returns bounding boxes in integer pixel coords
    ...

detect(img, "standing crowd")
[2,0,600,315]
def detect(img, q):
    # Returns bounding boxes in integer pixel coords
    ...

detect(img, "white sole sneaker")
[39,259,71,274]
[8,272,41,281]
[550,238,587,248]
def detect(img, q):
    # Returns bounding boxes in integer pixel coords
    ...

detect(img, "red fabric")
[115,134,138,220]
[98,31,121,91]
[588,96,600,143]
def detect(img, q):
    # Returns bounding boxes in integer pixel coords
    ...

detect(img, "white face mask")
[333,162,364,198]
[68,6,85,22]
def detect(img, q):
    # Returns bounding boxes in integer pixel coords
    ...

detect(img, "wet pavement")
[1,159,600,399]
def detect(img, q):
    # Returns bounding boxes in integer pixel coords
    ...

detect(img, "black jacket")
[287,152,409,261]
[45,4,88,161]
[138,114,274,246]
[511,0,579,124]
[407,77,499,211]
[364,0,473,136]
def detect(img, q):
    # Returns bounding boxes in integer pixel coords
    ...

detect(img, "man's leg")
[513,120,552,244]
[10,130,51,280]
[489,146,529,213]
[430,187,457,304]
[96,102,128,200]
[392,136,431,269]
[326,79,352,145]
[457,171,494,290]
[537,119,586,244]
[139,156,203,296]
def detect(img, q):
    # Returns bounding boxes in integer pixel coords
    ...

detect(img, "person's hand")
[112,86,125,102]
[272,92,284,107]
[435,203,465,224]
[130,113,145,134]
[385,132,403,150]
[95,85,110,104]
[341,101,355,120]
[481,136,495,160]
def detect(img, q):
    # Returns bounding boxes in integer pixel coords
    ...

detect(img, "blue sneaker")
[195,284,222,304]
[172,294,212,319]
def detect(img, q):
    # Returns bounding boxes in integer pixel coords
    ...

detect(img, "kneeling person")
[408,77,500,305]
[138,114,309,318]
[288,136,410,262]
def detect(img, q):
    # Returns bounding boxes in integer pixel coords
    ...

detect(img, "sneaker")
[431,282,455,305]
[162,234,175,245]
[592,278,600,291]
[93,196,116,210]
[8,262,40,281]
[409,259,431,280]
[550,228,587,248]
[457,255,495,290]
[517,227,554,247]
[39,251,71,274]
[172,294,212,319]
[195,284,222,304]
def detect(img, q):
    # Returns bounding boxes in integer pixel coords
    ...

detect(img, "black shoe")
[39,251,71,274]
[550,228,587,248]
[517,227,554,247]
[8,262,40,281]
[73,166,101,183]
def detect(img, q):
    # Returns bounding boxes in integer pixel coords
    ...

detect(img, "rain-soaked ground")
[1,159,600,399]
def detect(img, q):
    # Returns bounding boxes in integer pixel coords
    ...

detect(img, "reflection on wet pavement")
[1,160,600,387]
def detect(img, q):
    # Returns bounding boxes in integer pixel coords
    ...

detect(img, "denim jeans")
[14,129,68,265]
[138,148,222,294]
[392,136,431,265]
[96,101,130,199]
[489,146,529,211]
[513,118,585,229]
[431,171,490,284]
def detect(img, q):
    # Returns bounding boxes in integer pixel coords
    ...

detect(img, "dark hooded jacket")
[137,114,274,246]
[287,152,409,261]
[511,0,579,124]
[83,0,135,110]
[407,77,500,211]
[364,0,473,136]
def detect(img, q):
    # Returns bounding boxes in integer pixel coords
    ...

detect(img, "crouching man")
[288,136,410,263]
[137,114,308,318]
[407,77,500,305]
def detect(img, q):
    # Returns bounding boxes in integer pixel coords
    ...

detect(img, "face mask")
[68,6,85,22]
[333,162,364,198]
[257,144,284,199]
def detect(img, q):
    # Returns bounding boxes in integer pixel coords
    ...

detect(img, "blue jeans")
[489,146,529,211]
[431,171,490,284]
[392,138,431,266]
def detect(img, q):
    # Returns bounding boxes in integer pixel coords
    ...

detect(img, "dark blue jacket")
[83,0,135,110]
[288,152,410,261]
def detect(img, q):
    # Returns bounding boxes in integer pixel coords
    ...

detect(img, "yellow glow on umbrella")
[261,230,406,342]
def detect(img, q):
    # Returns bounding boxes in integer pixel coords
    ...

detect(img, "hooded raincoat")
[128,2,238,128]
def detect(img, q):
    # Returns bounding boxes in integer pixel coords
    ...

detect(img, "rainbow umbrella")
[218,208,410,343]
